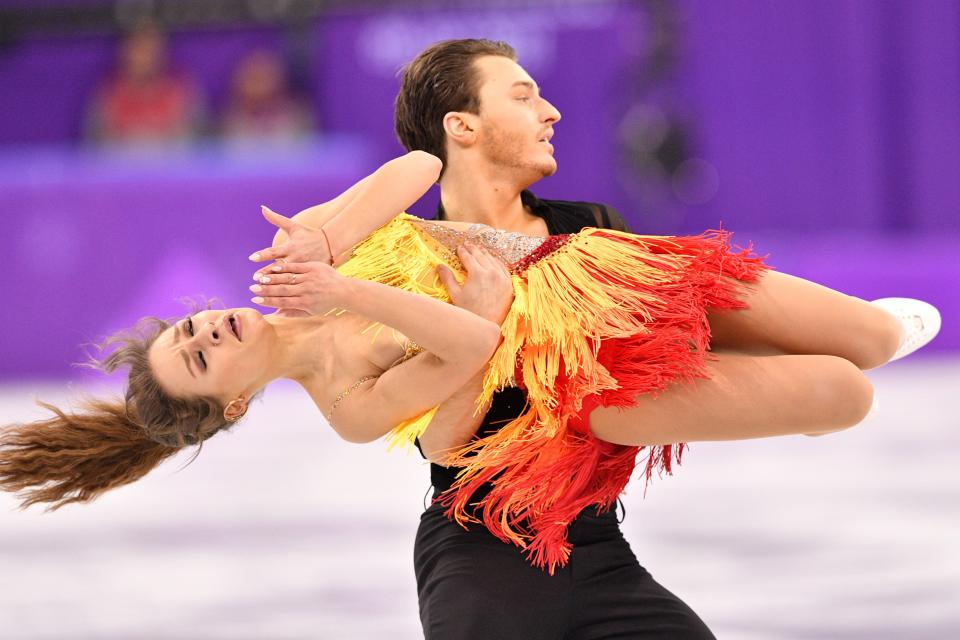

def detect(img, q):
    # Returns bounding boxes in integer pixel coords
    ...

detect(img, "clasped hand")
[248,204,514,322]
[250,261,345,315]
[249,206,333,271]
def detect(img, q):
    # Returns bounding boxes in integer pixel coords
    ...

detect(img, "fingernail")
[250,284,262,293]
[272,266,283,272]
[259,276,270,283]
[252,296,264,304]
[249,253,260,261]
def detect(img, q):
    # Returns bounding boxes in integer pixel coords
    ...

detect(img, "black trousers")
[414,502,716,639]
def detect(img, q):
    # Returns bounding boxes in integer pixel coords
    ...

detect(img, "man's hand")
[249,206,334,279]
[437,243,514,324]
[249,261,346,315]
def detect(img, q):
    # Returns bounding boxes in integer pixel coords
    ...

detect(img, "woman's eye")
[186,317,195,336]
[198,351,207,371]
[517,96,531,102]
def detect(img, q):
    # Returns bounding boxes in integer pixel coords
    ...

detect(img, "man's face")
[472,56,562,181]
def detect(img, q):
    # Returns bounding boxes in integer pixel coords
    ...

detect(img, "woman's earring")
[223,397,247,423]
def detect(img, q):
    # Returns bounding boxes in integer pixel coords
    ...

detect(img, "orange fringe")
[436,229,768,573]
[338,216,769,573]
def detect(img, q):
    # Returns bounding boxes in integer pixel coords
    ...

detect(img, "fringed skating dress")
[338,213,768,573]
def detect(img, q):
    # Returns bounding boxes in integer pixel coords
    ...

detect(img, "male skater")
[396,39,715,639]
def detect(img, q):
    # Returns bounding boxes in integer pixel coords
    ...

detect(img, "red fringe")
[437,230,769,573]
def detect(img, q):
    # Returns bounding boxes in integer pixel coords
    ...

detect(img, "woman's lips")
[228,314,242,342]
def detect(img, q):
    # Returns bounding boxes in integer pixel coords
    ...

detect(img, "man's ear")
[443,111,478,147]
[223,395,248,423]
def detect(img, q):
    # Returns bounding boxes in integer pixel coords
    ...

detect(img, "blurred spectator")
[85,24,206,146]
[221,49,314,143]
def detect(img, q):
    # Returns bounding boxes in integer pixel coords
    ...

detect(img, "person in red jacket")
[85,23,205,146]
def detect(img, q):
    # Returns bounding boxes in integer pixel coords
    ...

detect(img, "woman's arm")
[251,258,502,443]
[277,174,372,239]
[251,151,442,267]
[329,277,501,443]
[316,150,441,258]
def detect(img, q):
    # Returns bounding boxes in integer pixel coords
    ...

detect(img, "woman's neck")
[262,312,334,384]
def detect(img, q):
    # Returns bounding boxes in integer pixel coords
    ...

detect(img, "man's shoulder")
[528,192,631,233]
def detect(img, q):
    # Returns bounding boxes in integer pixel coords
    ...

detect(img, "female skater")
[246,152,940,573]
[1,150,938,567]
[0,151,507,509]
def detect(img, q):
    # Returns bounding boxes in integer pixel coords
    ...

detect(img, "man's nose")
[541,99,561,124]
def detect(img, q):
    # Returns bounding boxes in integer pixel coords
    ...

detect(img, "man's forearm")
[419,370,488,465]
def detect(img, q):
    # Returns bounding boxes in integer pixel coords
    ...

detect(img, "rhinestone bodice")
[410,218,549,267]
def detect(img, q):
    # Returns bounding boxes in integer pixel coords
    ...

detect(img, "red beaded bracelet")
[319,226,335,266]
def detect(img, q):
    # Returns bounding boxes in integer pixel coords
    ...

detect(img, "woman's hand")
[437,243,514,324]
[249,261,347,315]
[249,206,334,274]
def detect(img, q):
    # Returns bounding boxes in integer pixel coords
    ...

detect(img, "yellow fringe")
[481,230,692,429]
[337,216,709,450]
[336,215,467,447]
[337,213,460,302]
[386,406,440,451]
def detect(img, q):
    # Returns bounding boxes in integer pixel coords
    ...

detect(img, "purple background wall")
[1,0,957,380]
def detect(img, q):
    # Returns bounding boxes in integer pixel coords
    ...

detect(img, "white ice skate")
[871,297,942,362]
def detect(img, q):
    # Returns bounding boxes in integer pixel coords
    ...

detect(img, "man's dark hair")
[395,39,517,174]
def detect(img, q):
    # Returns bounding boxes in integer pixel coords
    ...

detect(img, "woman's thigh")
[708,271,900,369]
[590,352,874,446]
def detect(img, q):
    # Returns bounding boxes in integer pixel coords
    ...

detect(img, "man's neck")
[438,162,540,232]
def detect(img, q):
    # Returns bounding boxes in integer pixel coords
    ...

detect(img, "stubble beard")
[481,121,557,181]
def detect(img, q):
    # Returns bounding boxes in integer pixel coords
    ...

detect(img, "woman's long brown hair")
[0,317,233,510]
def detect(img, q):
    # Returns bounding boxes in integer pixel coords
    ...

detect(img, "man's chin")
[516,163,556,189]
[537,160,558,178]
[491,155,557,182]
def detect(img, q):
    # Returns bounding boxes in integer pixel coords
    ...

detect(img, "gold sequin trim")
[329,374,378,416]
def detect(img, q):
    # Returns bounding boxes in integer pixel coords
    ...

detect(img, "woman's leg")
[708,271,902,369]
[589,351,874,447]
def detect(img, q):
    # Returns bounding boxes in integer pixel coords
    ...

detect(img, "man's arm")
[417,244,514,465]
[584,201,631,233]
[417,371,489,464]
[602,204,632,233]
[418,201,629,465]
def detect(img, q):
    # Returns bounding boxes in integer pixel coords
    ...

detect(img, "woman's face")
[149,308,274,403]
